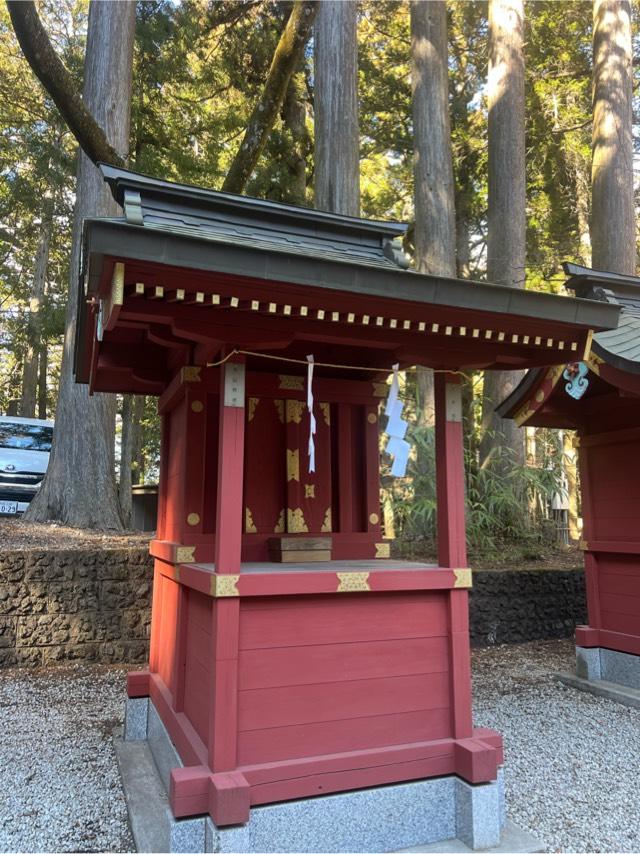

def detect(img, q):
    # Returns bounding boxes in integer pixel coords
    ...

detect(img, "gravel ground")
[0,664,134,853]
[473,639,640,853]
[0,641,638,853]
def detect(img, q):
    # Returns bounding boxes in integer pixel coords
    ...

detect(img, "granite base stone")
[123,697,505,853]
[576,646,640,690]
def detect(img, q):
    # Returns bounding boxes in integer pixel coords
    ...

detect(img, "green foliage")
[389,422,564,558]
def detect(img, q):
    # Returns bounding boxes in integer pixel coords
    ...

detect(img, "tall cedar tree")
[25,1,136,529]
[314,0,360,216]
[591,0,635,274]
[480,0,526,469]
[410,0,457,428]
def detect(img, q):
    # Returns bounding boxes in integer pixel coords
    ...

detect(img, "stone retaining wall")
[470,568,586,647]
[0,547,151,667]
[0,548,586,666]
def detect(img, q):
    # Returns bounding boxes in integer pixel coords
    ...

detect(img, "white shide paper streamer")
[384,363,410,477]
[306,354,316,473]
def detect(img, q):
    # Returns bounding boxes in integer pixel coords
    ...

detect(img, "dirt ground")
[0,518,151,551]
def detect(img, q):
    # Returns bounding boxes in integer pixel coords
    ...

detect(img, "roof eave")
[82,218,621,333]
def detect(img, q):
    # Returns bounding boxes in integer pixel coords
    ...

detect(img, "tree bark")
[222,0,317,195]
[119,394,144,527]
[313,0,360,216]
[480,0,526,470]
[410,0,457,429]
[282,70,310,206]
[591,0,635,274]
[37,343,47,420]
[25,0,136,530]
[21,196,54,418]
[7,1,125,169]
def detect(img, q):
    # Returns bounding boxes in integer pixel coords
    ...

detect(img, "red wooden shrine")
[76,169,618,828]
[499,263,640,675]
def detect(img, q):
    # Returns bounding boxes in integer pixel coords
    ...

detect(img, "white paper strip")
[306,354,316,473]
[384,363,410,477]
[386,436,410,477]
[385,363,400,416]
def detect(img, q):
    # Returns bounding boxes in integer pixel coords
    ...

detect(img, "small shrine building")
[75,169,618,852]
[499,262,640,701]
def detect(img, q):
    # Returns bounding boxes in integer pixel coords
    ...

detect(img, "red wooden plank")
[237,707,452,765]
[126,670,150,698]
[239,738,455,785]
[149,673,208,767]
[148,564,163,674]
[239,593,449,650]
[449,590,473,740]
[575,625,600,647]
[364,403,382,536]
[172,584,189,712]
[238,636,450,690]
[600,592,640,618]
[586,541,640,555]
[454,738,499,783]
[208,598,240,773]
[473,727,504,765]
[183,657,211,746]
[337,403,355,533]
[598,629,640,656]
[578,444,600,630]
[238,671,451,732]
[157,574,180,693]
[170,766,210,818]
[214,360,245,574]
[581,425,640,449]
[209,772,251,826]
[285,397,333,535]
[600,611,640,635]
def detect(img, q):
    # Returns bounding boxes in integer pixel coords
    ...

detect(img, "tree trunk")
[480,0,526,470]
[410,0,456,429]
[21,197,54,418]
[7,1,125,168]
[591,0,635,274]
[25,0,135,530]
[119,394,144,527]
[37,342,47,419]
[282,70,309,206]
[221,0,317,195]
[313,0,360,216]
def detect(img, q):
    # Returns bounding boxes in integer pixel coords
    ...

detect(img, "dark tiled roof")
[100,164,410,272]
[563,262,640,373]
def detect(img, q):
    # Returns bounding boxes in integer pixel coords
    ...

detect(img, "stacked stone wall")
[0,548,587,666]
[0,548,151,667]
[470,568,587,647]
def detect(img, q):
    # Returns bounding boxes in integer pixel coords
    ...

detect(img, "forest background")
[0,0,637,560]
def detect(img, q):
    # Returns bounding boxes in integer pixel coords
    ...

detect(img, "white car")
[0,416,54,515]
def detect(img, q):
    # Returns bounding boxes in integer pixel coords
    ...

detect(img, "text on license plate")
[0,500,18,514]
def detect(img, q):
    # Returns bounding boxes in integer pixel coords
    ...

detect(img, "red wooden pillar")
[575,435,601,646]
[209,358,245,774]
[435,372,467,569]
[435,372,473,740]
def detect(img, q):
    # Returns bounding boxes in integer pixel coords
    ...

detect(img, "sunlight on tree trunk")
[25,1,136,529]
[410,0,456,430]
[480,0,526,471]
[313,0,360,216]
[591,0,635,274]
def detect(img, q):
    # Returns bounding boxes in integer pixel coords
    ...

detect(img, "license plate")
[0,500,18,514]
